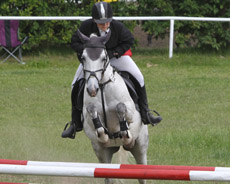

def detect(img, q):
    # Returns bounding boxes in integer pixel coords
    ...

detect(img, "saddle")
[118,71,140,110]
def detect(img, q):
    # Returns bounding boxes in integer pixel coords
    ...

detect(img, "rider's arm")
[106,20,134,59]
[71,30,84,61]
[70,19,95,61]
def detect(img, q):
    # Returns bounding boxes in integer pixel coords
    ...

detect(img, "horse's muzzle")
[87,87,99,97]
[86,76,100,97]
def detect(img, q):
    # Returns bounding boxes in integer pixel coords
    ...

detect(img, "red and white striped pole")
[0,159,229,172]
[0,164,230,181]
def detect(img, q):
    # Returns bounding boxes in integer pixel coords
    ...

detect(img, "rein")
[99,69,115,133]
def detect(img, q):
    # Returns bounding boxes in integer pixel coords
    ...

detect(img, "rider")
[61,1,162,139]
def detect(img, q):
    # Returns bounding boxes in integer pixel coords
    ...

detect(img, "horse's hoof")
[96,127,109,143]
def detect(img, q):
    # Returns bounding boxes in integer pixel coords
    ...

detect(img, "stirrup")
[62,121,76,139]
[146,110,162,126]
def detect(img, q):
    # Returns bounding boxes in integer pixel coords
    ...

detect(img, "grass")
[0,47,230,184]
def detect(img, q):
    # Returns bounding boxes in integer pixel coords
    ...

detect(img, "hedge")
[0,0,229,50]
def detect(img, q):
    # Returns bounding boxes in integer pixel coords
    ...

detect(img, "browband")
[84,43,105,48]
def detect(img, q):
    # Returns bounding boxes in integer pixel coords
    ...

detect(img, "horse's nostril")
[87,87,98,97]
[91,91,96,97]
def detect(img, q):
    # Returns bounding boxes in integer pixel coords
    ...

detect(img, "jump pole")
[0,183,28,184]
[0,164,230,181]
[0,183,33,184]
[0,159,230,172]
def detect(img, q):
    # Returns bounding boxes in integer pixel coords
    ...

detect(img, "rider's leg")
[110,56,145,87]
[138,85,162,125]
[61,105,82,139]
[61,64,84,139]
[110,56,162,125]
[71,63,84,88]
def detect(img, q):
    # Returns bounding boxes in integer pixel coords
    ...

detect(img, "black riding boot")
[61,79,84,139]
[61,107,83,139]
[138,85,162,126]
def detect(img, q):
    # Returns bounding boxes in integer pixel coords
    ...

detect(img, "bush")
[0,0,94,50]
[0,0,229,50]
[137,0,230,50]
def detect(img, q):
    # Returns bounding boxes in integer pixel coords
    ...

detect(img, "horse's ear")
[77,29,90,43]
[100,29,111,45]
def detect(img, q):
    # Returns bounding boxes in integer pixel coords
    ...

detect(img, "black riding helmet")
[92,2,113,24]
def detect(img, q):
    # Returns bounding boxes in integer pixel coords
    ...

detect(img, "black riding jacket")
[71,19,134,60]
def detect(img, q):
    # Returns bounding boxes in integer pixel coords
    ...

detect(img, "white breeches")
[72,55,144,88]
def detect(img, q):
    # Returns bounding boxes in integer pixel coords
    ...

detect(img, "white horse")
[78,30,149,184]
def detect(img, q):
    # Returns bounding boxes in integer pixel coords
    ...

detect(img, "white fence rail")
[1,16,230,58]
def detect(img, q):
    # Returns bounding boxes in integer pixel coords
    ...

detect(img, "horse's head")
[78,30,111,97]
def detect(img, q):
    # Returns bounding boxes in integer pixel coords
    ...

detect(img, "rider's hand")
[113,52,119,58]
[107,50,119,59]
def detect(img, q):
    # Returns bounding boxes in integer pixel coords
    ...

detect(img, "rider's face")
[97,22,110,32]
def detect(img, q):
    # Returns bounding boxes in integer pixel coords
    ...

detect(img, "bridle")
[82,48,110,84]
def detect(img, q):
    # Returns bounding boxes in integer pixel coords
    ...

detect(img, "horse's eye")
[102,57,107,62]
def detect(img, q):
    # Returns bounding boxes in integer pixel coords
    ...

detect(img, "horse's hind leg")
[91,142,119,184]
[129,145,147,184]
[116,103,134,147]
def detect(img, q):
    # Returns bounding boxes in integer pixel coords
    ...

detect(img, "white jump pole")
[0,16,229,59]
[1,164,230,181]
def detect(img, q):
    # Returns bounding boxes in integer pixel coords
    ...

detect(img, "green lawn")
[0,48,230,183]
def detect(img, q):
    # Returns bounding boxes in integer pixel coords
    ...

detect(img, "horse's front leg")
[87,103,109,144]
[116,103,134,148]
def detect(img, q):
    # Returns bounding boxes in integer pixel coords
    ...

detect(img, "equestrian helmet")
[92,2,113,24]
